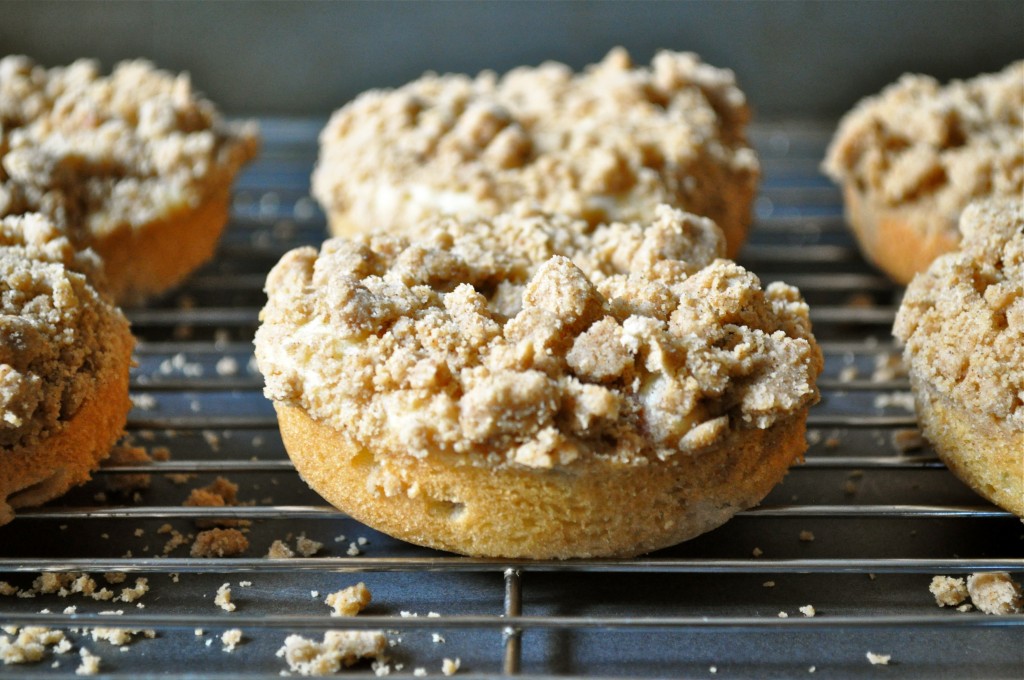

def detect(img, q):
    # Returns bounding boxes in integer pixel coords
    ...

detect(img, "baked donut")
[312,48,759,258]
[823,61,1023,284]
[0,213,134,525]
[0,56,259,304]
[894,199,1023,517]
[255,205,822,558]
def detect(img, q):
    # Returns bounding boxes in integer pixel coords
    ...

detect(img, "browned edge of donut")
[912,374,1024,518]
[842,184,961,286]
[276,402,809,559]
[0,356,133,526]
[92,183,233,305]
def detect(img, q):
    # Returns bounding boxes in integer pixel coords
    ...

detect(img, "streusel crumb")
[326,582,371,617]
[824,61,1023,238]
[190,528,249,558]
[929,575,969,607]
[313,48,758,253]
[256,205,821,468]
[276,631,387,676]
[967,572,1023,615]
[894,199,1023,426]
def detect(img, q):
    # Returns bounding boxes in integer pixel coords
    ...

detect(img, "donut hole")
[7,468,70,510]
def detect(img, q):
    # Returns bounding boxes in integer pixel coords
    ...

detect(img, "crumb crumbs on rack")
[866,651,891,665]
[929,573,1022,614]
[75,647,101,676]
[441,657,461,676]
[799,605,816,617]
[221,629,243,652]
[326,582,371,617]
[191,528,249,558]
[799,530,815,542]
[276,631,388,676]
[215,583,236,612]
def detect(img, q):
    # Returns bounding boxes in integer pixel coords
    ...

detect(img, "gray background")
[1,0,1022,118]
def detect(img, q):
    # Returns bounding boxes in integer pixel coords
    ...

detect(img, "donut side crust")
[276,402,809,559]
[0,355,132,526]
[912,375,1024,517]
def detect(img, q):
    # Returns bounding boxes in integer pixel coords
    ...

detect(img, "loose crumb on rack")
[75,647,101,675]
[777,611,788,618]
[414,668,427,677]
[866,651,891,665]
[441,657,461,676]
[929,576,969,607]
[799,605,816,617]
[267,539,295,558]
[296,534,324,557]
[967,573,1023,615]
[0,626,68,664]
[191,528,249,558]
[432,633,446,644]
[799,530,815,542]
[215,583,236,612]
[276,631,388,676]
[326,582,371,617]
[221,629,243,652]
[752,547,764,558]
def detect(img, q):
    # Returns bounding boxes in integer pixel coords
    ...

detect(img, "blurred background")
[1,0,1021,119]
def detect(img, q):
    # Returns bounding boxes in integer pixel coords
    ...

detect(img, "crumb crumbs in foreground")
[75,647,101,676]
[276,631,388,676]
[191,528,249,558]
[929,576,969,607]
[866,652,891,665]
[326,582,371,617]
[799,605,816,617]
[215,583,236,612]
[221,629,243,652]
[441,657,461,676]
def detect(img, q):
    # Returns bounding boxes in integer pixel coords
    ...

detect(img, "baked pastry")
[312,48,759,258]
[255,205,822,558]
[0,213,134,525]
[894,199,1023,517]
[823,61,1023,284]
[0,56,259,304]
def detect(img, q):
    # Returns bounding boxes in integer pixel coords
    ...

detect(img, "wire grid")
[0,119,1022,678]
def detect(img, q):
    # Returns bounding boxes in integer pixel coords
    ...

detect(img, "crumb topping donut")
[894,199,1023,515]
[312,48,759,258]
[0,56,259,303]
[823,61,1024,284]
[256,205,822,558]
[0,213,134,525]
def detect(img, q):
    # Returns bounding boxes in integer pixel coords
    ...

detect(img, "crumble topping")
[0,55,258,240]
[313,47,758,251]
[0,214,131,449]
[824,61,1023,237]
[256,205,821,468]
[894,199,1023,426]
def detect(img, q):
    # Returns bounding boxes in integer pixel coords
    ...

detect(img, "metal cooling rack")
[1,119,1022,679]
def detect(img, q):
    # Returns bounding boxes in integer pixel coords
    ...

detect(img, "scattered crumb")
[221,629,243,652]
[295,534,323,557]
[238,581,252,588]
[866,651,891,665]
[195,629,204,636]
[799,530,815,542]
[873,392,915,411]
[752,547,763,558]
[101,445,153,492]
[326,582,371,617]
[276,631,388,676]
[311,591,319,598]
[967,572,1023,615]
[929,576,969,607]
[75,647,101,675]
[216,356,240,376]
[891,428,924,452]
[215,583,236,612]
[0,626,67,664]
[809,666,816,673]
[709,666,717,674]
[777,611,788,618]
[432,633,445,644]
[762,581,775,588]
[267,540,295,559]
[441,657,461,676]
[838,366,859,382]
[414,669,427,677]
[799,605,816,617]
[191,528,249,558]
[824,436,841,448]
[347,542,362,556]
